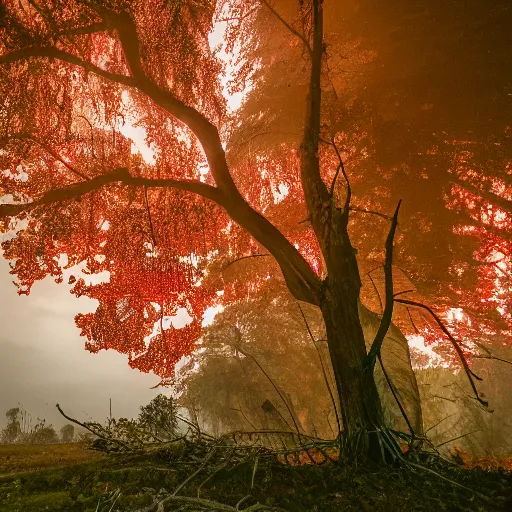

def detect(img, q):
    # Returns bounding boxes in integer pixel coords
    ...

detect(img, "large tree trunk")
[321,280,388,457]
[317,203,399,458]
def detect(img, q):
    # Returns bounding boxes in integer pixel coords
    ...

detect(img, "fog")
[0,258,160,430]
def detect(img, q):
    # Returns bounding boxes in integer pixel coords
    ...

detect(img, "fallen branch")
[56,403,132,451]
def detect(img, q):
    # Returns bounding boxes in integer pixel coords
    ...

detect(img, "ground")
[0,442,510,511]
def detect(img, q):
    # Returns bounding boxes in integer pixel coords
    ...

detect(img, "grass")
[0,442,510,511]
[0,443,105,475]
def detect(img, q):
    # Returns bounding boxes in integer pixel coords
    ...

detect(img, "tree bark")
[320,295,385,449]
[319,218,388,456]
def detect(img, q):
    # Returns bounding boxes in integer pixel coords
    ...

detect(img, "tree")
[0,1,506,458]
[60,424,75,443]
[137,394,178,441]
[231,0,511,354]
[1,407,21,444]
[29,424,59,444]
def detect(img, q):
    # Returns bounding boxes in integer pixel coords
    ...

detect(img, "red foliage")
[0,0,510,382]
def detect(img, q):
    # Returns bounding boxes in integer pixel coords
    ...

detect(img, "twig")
[172,444,218,496]
[406,307,420,334]
[222,254,271,271]
[235,341,304,442]
[258,0,312,55]
[1,133,90,181]
[77,115,97,160]
[377,354,415,436]
[367,271,383,314]
[424,413,456,435]
[176,414,215,439]
[55,404,131,451]
[349,206,392,221]
[296,302,341,437]
[393,289,415,298]
[473,355,512,366]
[436,430,481,449]
[331,139,351,223]
[144,186,157,246]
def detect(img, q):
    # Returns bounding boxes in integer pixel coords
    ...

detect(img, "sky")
[0,257,161,430]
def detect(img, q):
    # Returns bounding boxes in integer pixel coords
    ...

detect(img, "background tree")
[60,424,75,443]
[28,424,59,444]
[1,408,22,444]
[178,282,422,439]
[137,394,178,441]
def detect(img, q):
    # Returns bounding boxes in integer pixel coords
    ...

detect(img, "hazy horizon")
[0,257,162,431]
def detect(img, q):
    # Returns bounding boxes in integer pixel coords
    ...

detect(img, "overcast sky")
[0,257,161,430]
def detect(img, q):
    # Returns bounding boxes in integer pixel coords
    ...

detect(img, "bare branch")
[367,271,383,314]
[143,186,157,247]
[222,253,271,271]
[258,0,312,55]
[233,331,303,441]
[365,201,402,371]
[331,140,351,219]
[394,297,488,407]
[56,403,131,451]
[377,354,415,436]
[349,206,392,221]
[296,302,341,437]
[472,355,512,366]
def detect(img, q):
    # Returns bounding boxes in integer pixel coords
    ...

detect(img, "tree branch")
[222,253,271,271]
[377,354,415,436]
[365,201,402,371]
[0,46,136,87]
[299,0,330,252]
[331,140,351,224]
[0,168,224,218]
[394,297,488,407]
[451,179,512,215]
[349,206,392,221]
[258,0,312,55]
[55,21,107,38]
[55,403,131,451]
[0,133,90,181]
[0,10,323,306]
